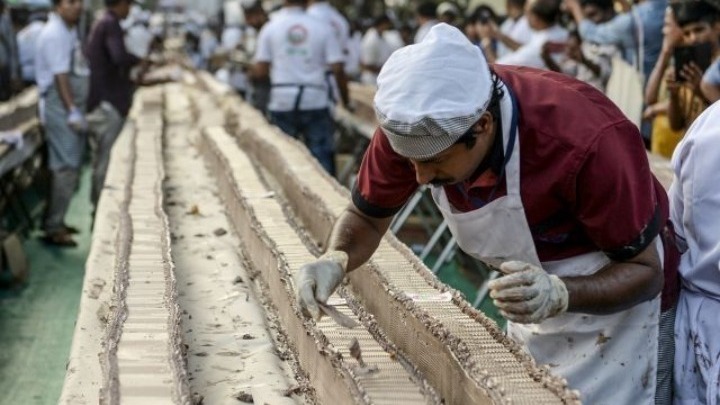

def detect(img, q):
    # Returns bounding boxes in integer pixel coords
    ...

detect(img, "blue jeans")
[270,108,335,174]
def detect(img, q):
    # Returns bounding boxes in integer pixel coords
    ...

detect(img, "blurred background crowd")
[0,0,718,156]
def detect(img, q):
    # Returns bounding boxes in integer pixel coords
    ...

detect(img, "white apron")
[431,87,661,404]
[673,285,720,405]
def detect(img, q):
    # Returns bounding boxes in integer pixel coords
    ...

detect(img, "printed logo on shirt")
[287,24,308,45]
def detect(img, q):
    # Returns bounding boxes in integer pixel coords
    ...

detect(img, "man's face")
[245,10,267,30]
[116,1,132,19]
[407,114,495,186]
[681,21,715,45]
[56,0,83,25]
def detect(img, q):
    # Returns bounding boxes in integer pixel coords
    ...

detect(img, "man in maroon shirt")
[85,0,141,206]
[295,24,678,403]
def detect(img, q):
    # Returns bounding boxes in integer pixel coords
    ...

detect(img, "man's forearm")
[332,64,350,107]
[497,32,521,52]
[328,205,392,271]
[54,73,75,111]
[562,245,663,314]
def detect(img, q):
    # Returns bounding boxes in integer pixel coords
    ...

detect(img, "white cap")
[437,1,460,16]
[374,23,493,160]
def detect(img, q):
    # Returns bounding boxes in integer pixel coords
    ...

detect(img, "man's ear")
[476,111,494,137]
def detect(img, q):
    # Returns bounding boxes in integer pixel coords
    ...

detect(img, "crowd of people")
[1,0,720,403]
[1,0,160,247]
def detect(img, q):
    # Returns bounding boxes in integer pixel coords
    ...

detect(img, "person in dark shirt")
[294,24,679,404]
[85,0,141,206]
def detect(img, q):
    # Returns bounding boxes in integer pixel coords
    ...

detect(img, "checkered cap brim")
[377,97,491,160]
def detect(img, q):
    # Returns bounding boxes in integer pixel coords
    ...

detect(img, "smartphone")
[674,42,713,82]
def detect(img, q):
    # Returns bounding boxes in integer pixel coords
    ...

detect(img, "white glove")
[488,261,569,324]
[67,106,87,132]
[295,250,348,320]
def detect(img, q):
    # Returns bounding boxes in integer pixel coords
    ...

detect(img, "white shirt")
[497,24,568,69]
[125,23,153,58]
[307,1,349,60]
[254,7,344,112]
[17,20,45,82]
[360,28,396,85]
[200,28,219,59]
[670,100,720,297]
[414,19,438,43]
[35,13,82,93]
[221,25,243,50]
[497,16,533,59]
[345,30,362,78]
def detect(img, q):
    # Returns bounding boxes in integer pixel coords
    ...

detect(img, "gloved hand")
[488,261,569,324]
[67,106,87,132]
[295,250,348,320]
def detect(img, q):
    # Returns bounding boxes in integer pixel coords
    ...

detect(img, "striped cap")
[374,23,493,160]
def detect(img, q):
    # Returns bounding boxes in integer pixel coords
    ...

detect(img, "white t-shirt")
[414,19,438,43]
[221,25,243,50]
[497,24,568,69]
[254,7,344,112]
[360,28,396,85]
[345,30,362,78]
[497,16,533,59]
[125,23,153,58]
[35,13,84,93]
[17,20,45,82]
[307,1,349,60]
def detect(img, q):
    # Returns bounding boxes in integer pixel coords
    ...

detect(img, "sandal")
[41,230,78,247]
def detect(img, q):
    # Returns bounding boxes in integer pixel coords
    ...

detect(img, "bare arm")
[250,61,270,82]
[701,80,720,103]
[330,62,350,107]
[563,243,663,314]
[496,30,522,52]
[645,49,672,105]
[54,73,76,111]
[328,203,393,271]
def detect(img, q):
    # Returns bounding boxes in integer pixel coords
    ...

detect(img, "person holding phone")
[645,0,720,142]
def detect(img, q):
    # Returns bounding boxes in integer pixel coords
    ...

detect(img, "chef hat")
[374,23,493,160]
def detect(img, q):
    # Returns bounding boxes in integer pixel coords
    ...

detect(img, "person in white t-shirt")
[344,20,362,81]
[414,1,439,43]
[360,15,396,85]
[479,0,568,69]
[17,13,46,84]
[307,0,349,105]
[496,0,533,59]
[35,0,89,247]
[252,0,349,174]
[669,100,720,405]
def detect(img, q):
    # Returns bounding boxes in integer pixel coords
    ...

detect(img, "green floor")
[0,169,91,405]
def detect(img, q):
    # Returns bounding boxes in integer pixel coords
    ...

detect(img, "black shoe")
[40,231,78,247]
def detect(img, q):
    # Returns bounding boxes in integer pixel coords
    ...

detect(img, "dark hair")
[507,0,527,8]
[672,0,719,26]
[243,1,265,14]
[454,73,505,149]
[580,0,614,10]
[529,0,562,24]
[472,5,499,24]
[287,0,307,6]
[51,0,62,5]
[417,1,438,18]
[374,14,392,27]
[104,0,131,6]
